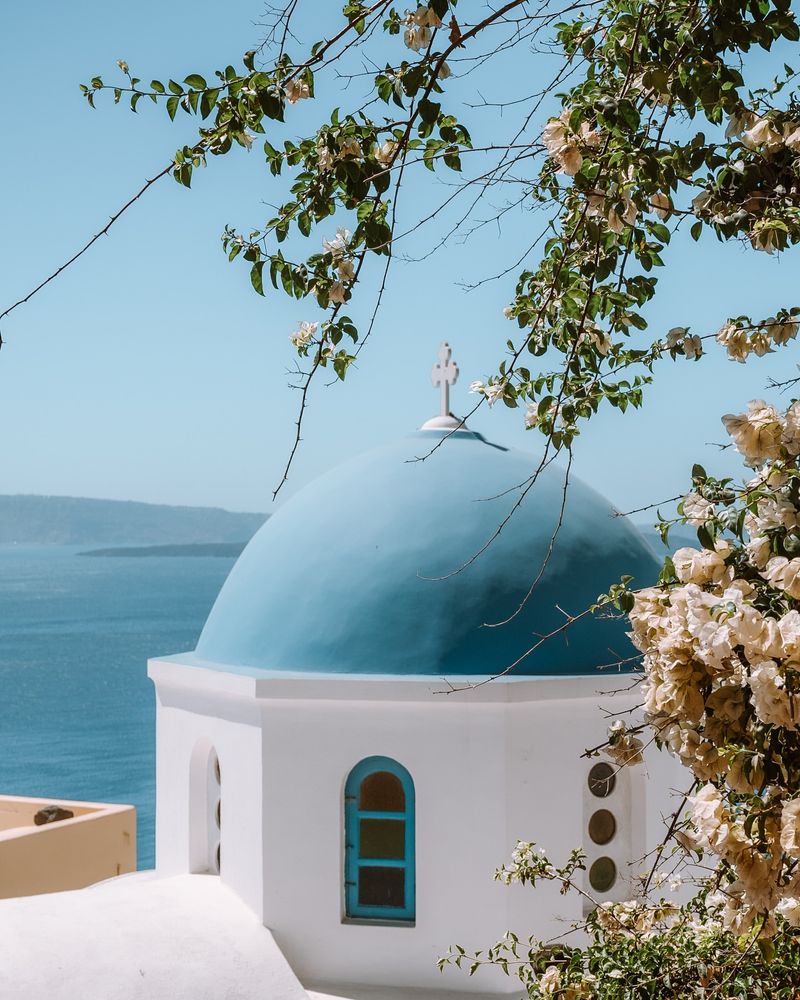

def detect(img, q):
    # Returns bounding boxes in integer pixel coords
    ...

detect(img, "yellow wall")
[0,795,136,899]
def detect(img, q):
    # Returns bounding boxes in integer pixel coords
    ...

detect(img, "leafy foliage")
[77,0,800,474]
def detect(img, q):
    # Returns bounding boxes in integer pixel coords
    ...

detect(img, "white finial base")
[420,414,467,431]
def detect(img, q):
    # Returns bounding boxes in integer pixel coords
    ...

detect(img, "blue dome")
[196,429,658,676]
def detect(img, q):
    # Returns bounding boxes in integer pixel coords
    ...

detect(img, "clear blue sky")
[1,2,798,516]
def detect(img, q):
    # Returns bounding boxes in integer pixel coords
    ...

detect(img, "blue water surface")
[0,546,234,868]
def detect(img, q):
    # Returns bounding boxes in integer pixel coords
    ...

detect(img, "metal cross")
[431,342,459,417]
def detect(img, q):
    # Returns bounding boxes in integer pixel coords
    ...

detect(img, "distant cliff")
[0,495,266,546]
[632,519,698,556]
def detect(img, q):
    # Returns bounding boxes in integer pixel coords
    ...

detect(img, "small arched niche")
[189,738,221,875]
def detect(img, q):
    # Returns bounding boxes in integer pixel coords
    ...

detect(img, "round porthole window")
[588,809,616,845]
[589,856,617,893]
[588,762,616,798]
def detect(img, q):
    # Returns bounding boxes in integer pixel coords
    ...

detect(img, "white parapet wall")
[0,794,136,899]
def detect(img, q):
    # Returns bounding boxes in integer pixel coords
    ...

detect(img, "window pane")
[360,819,405,860]
[589,857,616,893]
[588,762,616,798]
[358,866,405,908]
[359,772,405,812]
[588,809,616,845]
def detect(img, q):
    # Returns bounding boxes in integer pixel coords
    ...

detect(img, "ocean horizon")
[0,544,236,868]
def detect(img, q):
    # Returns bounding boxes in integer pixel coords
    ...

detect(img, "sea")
[0,545,236,868]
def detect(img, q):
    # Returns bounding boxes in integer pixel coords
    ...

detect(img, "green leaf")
[250,261,265,295]
[200,88,219,119]
[650,222,671,244]
[184,74,207,90]
[617,99,640,131]
[696,522,715,550]
[166,95,180,120]
[418,98,440,124]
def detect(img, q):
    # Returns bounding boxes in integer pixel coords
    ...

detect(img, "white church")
[1,346,683,1000]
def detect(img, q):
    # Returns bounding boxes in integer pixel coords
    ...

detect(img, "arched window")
[344,757,415,922]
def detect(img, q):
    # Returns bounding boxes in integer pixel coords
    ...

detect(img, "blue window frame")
[344,756,415,922]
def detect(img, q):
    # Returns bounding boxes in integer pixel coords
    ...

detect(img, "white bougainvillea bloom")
[585,188,607,220]
[721,400,783,465]
[374,139,397,169]
[750,330,774,357]
[682,491,714,526]
[411,5,442,27]
[766,316,799,345]
[778,610,800,655]
[542,110,569,152]
[623,397,800,929]
[750,659,799,728]
[404,23,432,51]
[780,799,800,858]
[724,109,756,137]
[784,123,800,151]
[284,78,310,104]
[782,401,800,455]
[322,228,352,258]
[578,120,603,148]
[607,195,638,233]
[751,221,784,253]
[558,144,583,176]
[315,138,334,171]
[664,326,702,358]
[777,896,800,927]
[665,327,686,348]
[338,136,362,161]
[716,322,751,362]
[542,108,601,177]
[336,259,355,284]
[741,116,783,150]
[762,556,800,600]
[650,192,672,219]
[328,280,347,305]
[290,320,318,349]
[606,721,644,766]
[538,966,561,995]
[470,380,506,406]
[579,321,612,355]
[672,547,729,586]
[483,383,507,406]
[683,334,703,359]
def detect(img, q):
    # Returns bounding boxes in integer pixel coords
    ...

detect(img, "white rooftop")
[0,872,505,1000]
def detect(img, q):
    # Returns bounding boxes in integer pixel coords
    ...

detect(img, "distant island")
[632,519,697,554]
[0,495,266,546]
[80,542,248,558]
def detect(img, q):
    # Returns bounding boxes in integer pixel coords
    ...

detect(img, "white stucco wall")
[151,666,265,920]
[148,657,686,996]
